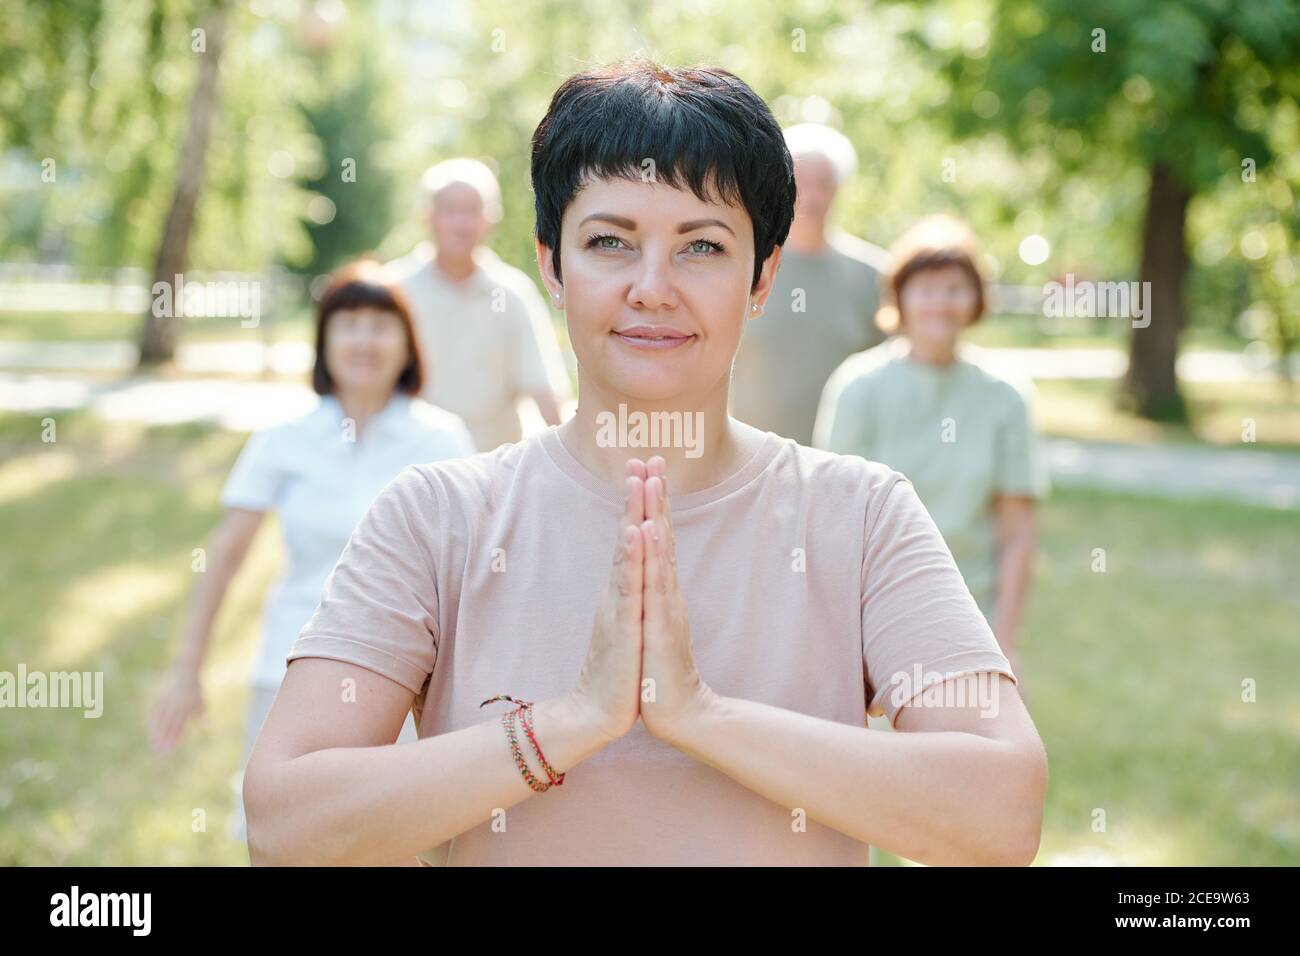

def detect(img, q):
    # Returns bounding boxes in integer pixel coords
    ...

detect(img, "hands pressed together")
[570,456,720,746]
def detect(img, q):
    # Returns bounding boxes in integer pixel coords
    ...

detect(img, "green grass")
[1,413,1297,865]
[966,314,1252,352]
[1034,377,1300,451]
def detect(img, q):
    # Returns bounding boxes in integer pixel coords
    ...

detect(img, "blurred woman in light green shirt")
[814,215,1049,682]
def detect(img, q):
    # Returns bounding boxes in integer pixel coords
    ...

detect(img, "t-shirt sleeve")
[219,428,282,511]
[285,465,439,694]
[861,474,1018,728]
[813,361,872,457]
[995,382,1051,499]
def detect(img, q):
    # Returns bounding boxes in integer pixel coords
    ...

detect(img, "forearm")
[993,535,1035,650]
[244,692,609,866]
[667,696,1043,866]
[172,547,243,674]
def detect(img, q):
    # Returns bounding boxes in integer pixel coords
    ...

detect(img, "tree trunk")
[137,1,229,366]
[1121,161,1191,420]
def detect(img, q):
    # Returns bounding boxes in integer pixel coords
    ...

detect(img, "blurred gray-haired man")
[730,123,888,446]
[386,158,571,451]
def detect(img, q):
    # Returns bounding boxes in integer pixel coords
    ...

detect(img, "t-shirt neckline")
[894,336,978,376]
[538,424,783,514]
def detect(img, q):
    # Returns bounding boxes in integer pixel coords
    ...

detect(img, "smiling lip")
[612,325,696,350]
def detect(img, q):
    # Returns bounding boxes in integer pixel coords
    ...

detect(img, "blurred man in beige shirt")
[386,158,571,451]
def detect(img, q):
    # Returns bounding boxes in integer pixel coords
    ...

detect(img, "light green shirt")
[814,336,1050,621]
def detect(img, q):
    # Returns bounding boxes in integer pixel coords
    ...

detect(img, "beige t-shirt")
[287,426,1017,865]
[386,243,571,452]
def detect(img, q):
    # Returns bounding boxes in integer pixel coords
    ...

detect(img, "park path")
[1,338,1296,382]
[2,367,1298,510]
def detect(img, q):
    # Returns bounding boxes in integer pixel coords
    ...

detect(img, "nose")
[626,249,680,312]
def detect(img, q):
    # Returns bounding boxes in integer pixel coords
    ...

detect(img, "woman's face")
[899,265,979,351]
[537,175,777,405]
[324,306,410,396]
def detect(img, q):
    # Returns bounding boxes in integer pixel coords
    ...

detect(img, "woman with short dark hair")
[245,61,1046,867]
[148,259,474,845]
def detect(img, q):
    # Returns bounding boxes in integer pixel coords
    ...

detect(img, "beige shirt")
[387,243,571,451]
[287,426,1016,865]
[730,229,888,445]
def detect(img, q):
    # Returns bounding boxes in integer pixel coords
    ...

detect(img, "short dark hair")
[530,58,796,291]
[312,259,425,396]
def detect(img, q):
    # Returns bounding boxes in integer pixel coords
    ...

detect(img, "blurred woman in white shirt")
[147,259,475,844]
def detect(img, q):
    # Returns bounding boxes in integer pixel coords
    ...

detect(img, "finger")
[659,471,676,555]
[152,717,175,754]
[644,475,662,524]
[627,458,648,482]
[153,708,176,746]
[612,478,635,575]
[618,524,644,625]
[644,474,677,579]
[621,473,645,533]
[641,519,667,600]
[646,457,675,545]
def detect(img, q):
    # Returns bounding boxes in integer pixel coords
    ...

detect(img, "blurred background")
[0,0,1297,865]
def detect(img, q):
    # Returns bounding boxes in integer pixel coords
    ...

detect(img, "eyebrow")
[577,213,736,237]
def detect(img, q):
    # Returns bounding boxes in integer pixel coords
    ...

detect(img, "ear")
[748,245,783,315]
[535,237,562,300]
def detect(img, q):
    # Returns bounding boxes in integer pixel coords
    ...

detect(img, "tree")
[1,0,320,349]
[930,0,1300,419]
[138,0,230,365]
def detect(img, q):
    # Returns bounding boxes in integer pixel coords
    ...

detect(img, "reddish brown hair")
[312,259,425,396]
[875,214,987,334]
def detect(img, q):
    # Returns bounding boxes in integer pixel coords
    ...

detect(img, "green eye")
[689,239,723,255]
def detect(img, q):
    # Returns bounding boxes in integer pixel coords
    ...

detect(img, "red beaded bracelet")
[479,695,564,791]
[519,700,565,787]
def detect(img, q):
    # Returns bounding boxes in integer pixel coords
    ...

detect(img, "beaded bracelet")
[479,695,563,792]
[519,700,565,787]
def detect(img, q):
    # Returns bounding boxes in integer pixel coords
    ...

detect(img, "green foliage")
[0,0,318,270]
[924,0,1300,334]
[1,0,1296,349]
[296,17,403,275]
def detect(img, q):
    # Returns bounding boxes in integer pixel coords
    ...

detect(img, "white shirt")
[220,392,475,687]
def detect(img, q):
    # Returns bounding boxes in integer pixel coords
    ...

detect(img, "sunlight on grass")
[0,447,81,507]
[44,563,184,669]
[1036,378,1300,449]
